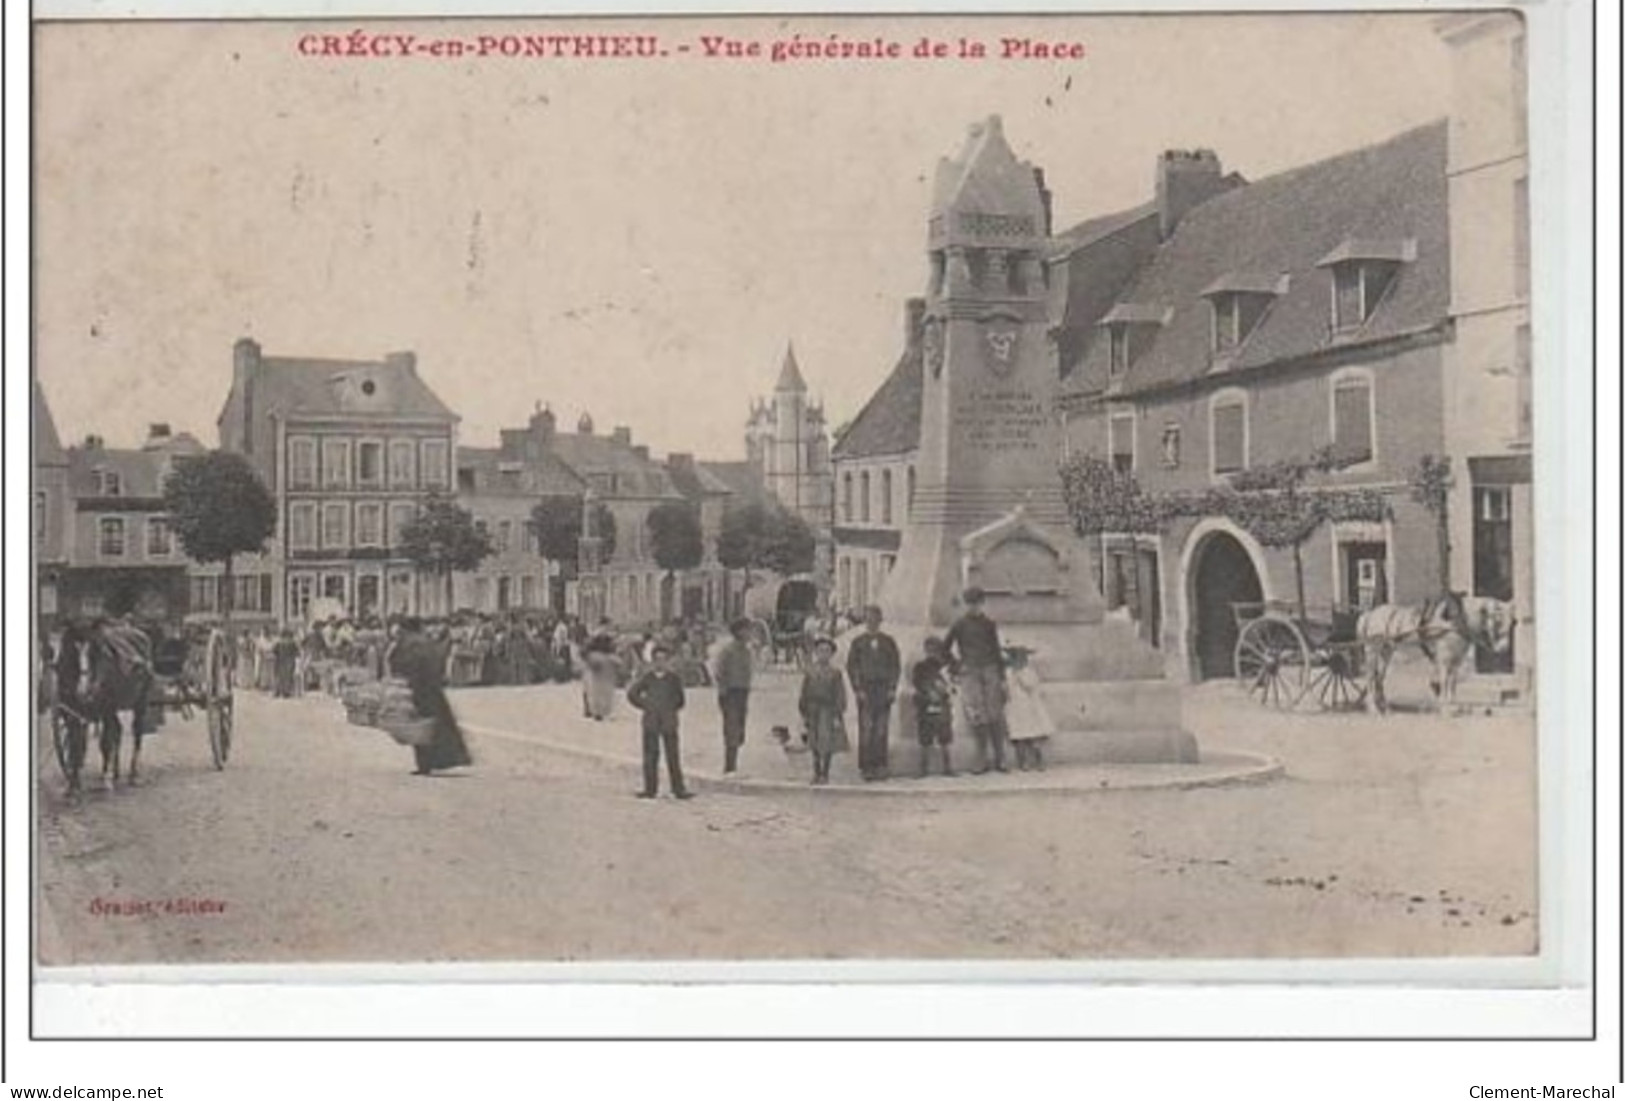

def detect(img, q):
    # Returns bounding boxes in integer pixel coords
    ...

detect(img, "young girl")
[1003,646,1055,771]
[798,637,850,785]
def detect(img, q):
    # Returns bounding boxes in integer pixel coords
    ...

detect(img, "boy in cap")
[627,644,693,800]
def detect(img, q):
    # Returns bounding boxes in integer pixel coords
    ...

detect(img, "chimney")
[529,404,556,453]
[142,423,173,450]
[232,337,261,457]
[1156,149,1225,240]
[612,426,632,447]
[83,434,104,451]
[632,445,650,462]
[903,297,927,348]
[385,350,418,377]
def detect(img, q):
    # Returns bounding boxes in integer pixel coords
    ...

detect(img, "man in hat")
[944,587,1010,774]
[627,644,693,800]
[712,618,755,774]
[845,604,901,781]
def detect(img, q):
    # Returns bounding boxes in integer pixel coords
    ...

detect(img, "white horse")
[1356,594,1517,714]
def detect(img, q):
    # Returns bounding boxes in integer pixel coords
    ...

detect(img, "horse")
[82,620,157,787]
[1355,594,1517,714]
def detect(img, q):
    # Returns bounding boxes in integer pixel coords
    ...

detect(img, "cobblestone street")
[37,667,1537,965]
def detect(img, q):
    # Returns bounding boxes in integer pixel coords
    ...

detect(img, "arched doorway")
[1190,531,1264,680]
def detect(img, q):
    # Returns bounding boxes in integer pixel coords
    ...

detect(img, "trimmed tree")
[162,450,277,623]
[530,495,618,579]
[648,500,705,622]
[716,499,817,612]
[1407,453,1455,593]
[398,493,495,612]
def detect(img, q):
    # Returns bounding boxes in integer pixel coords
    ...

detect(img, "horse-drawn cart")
[1231,601,1368,712]
[49,623,236,789]
[740,576,821,670]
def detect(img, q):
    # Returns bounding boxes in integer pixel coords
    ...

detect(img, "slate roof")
[67,439,203,500]
[698,461,769,502]
[34,379,67,466]
[456,446,585,498]
[830,340,923,461]
[1046,201,1157,261]
[666,459,734,499]
[1082,120,1450,398]
[547,433,682,499]
[252,356,456,420]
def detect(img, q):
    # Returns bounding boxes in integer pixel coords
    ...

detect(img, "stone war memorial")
[874,116,1193,765]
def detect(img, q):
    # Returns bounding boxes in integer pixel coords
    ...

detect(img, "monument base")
[847,622,1196,768]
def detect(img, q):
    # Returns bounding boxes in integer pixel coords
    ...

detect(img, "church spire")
[775,341,807,393]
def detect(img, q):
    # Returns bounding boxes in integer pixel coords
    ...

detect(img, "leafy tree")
[648,500,705,621]
[398,493,495,610]
[162,450,276,622]
[716,499,816,594]
[760,505,817,577]
[1407,453,1455,592]
[530,495,617,579]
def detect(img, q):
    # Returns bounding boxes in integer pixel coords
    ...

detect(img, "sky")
[34,13,1453,462]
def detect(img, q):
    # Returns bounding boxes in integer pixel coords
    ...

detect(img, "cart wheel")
[1234,616,1310,709]
[1308,647,1368,711]
[205,630,234,770]
[51,709,72,780]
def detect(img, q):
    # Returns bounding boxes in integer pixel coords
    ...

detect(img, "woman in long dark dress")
[388,618,473,775]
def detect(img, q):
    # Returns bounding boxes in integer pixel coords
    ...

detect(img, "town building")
[829,299,925,614]
[34,380,72,625]
[537,410,687,626]
[453,406,586,615]
[1436,11,1533,684]
[60,424,205,622]
[837,114,1461,682]
[1060,123,1453,681]
[213,337,459,622]
[665,452,736,621]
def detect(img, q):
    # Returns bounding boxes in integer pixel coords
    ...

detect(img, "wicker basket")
[380,716,436,747]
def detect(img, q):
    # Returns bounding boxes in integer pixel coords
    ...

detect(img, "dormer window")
[1330,262,1398,332]
[1317,239,1415,334]
[1108,325,1130,376]
[1200,274,1284,359]
[1098,304,1169,380]
[95,468,122,497]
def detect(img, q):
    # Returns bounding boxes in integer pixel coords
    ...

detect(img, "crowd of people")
[49,589,1056,794]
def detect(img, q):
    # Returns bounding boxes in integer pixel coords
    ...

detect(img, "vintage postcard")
[28,6,1580,1013]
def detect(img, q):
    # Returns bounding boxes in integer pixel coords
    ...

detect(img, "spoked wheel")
[1234,616,1310,709]
[205,630,234,770]
[1307,646,1368,711]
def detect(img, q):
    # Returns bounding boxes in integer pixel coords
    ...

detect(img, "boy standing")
[912,637,956,778]
[628,645,694,800]
[712,618,755,774]
[845,605,901,781]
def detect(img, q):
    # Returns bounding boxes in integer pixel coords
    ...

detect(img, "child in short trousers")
[912,637,956,777]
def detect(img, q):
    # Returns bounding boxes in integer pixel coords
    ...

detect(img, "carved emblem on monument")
[982,318,1021,378]
[923,318,945,378]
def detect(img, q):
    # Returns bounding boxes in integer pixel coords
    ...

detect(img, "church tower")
[770,343,809,513]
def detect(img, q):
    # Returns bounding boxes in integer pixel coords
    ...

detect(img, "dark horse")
[58,619,155,792]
